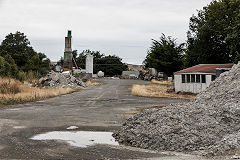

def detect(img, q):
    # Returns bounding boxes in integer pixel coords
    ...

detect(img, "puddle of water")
[31,131,119,147]
[13,126,26,129]
[88,107,98,109]
[66,126,79,130]
[7,108,20,111]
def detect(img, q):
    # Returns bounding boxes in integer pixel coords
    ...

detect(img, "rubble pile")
[114,63,240,156]
[138,68,168,81]
[38,71,87,89]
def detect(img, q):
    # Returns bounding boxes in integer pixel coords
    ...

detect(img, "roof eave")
[174,72,216,75]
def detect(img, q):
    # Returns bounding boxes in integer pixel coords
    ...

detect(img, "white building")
[174,64,233,94]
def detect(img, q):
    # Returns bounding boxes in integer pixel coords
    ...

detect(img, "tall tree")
[185,0,240,67]
[143,34,184,76]
[95,55,127,76]
[38,52,50,76]
[0,31,35,70]
[0,31,51,78]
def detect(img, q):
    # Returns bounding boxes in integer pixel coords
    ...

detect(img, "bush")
[17,71,27,82]
[0,56,6,76]
[0,55,19,78]
[26,70,35,83]
[0,32,51,79]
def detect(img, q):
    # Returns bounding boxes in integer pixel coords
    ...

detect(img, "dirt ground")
[0,79,232,160]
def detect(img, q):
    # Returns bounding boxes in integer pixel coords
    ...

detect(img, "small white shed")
[174,64,233,94]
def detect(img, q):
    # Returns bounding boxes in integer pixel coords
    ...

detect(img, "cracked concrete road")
[0,79,229,160]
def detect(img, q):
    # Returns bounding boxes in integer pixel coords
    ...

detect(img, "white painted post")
[86,53,93,74]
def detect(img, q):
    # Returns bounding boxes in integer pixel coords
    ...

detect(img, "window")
[187,74,190,83]
[181,74,206,83]
[191,74,195,83]
[201,75,206,83]
[211,75,216,81]
[182,75,185,83]
[196,74,200,83]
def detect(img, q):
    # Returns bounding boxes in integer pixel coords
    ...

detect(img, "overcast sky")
[0,0,212,64]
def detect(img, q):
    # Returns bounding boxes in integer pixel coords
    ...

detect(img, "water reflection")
[31,131,119,147]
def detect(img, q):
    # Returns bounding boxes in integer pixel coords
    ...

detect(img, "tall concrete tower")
[63,30,73,70]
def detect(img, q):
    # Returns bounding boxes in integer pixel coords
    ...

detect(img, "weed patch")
[131,84,195,99]
[0,77,75,106]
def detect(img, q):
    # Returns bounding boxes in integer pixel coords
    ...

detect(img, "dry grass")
[0,78,21,94]
[151,79,173,85]
[0,77,75,106]
[131,84,196,99]
[86,80,102,86]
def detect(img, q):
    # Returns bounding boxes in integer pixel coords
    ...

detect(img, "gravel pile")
[113,63,240,156]
[38,71,87,89]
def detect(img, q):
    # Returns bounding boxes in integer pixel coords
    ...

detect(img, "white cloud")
[0,0,212,64]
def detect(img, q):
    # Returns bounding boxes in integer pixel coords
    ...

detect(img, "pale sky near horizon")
[0,0,212,64]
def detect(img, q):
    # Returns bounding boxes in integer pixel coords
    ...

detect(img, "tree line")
[0,32,50,81]
[66,50,128,76]
[144,0,240,76]
[0,31,128,80]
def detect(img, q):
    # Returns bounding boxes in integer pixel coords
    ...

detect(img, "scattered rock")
[38,71,87,89]
[97,71,104,78]
[232,155,240,159]
[166,88,175,93]
[66,126,79,130]
[114,62,240,156]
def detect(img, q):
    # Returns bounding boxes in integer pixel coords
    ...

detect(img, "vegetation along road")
[0,79,215,160]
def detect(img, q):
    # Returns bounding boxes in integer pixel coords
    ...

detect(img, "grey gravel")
[114,63,240,156]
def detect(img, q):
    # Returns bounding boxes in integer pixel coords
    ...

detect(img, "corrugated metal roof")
[175,64,234,74]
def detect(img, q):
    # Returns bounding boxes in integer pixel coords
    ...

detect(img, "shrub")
[17,71,27,82]
[26,70,35,83]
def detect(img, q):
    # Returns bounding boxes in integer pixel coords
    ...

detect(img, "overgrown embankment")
[131,80,195,99]
[0,77,75,106]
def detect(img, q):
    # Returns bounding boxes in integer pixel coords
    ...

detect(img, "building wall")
[174,74,213,94]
